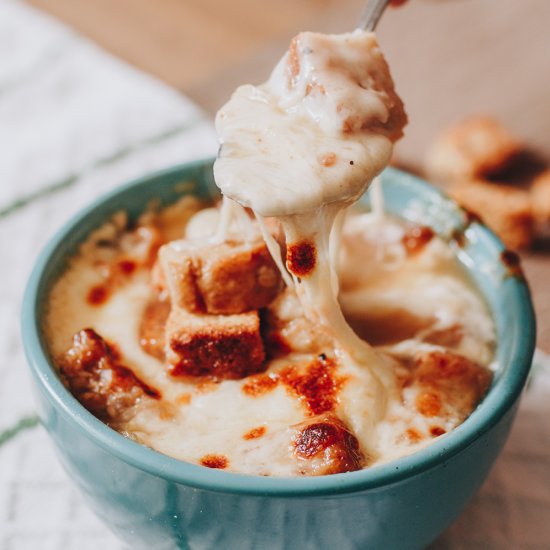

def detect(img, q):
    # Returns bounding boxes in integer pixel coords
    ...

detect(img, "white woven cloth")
[0,1,549,548]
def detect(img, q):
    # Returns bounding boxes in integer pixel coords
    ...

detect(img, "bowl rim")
[22,158,536,497]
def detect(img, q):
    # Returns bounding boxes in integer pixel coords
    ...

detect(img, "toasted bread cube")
[165,307,265,379]
[450,179,534,249]
[292,414,365,475]
[60,329,160,421]
[158,238,282,315]
[198,239,281,313]
[531,169,550,222]
[425,116,522,184]
[157,244,203,312]
[283,32,407,142]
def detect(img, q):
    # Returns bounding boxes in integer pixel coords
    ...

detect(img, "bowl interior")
[22,159,536,496]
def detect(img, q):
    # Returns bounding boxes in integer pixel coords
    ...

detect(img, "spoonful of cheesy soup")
[215,31,407,366]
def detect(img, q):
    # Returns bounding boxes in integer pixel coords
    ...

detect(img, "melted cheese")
[46,208,495,475]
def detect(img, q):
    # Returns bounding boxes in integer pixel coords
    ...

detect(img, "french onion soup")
[45,31,495,476]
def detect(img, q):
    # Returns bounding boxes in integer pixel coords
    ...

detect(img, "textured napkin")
[0,1,549,548]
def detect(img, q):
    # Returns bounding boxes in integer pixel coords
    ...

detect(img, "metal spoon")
[357,0,391,31]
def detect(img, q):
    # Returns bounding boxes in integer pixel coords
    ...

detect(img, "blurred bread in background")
[449,179,533,250]
[531,170,550,223]
[425,116,522,185]
[424,116,550,250]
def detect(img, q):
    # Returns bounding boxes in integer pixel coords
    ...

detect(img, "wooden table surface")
[28,0,550,351]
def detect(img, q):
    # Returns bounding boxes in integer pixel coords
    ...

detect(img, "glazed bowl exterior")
[22,159,536,550]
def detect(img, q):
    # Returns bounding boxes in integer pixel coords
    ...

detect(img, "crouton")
[157,244,203,312]
[165,307,265,379]
[158,238,282,315]
[292,414,365,475]
[425,116,522,184]
[60,328,160,421]
[282,32,407,141]
[449,179,534,249]
[222,412,364,476]
[530,169,550,222]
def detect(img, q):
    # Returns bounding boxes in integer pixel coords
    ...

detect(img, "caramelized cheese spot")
[318,152,337,167]
[280,355,342,415]
[176,393,192,406]
[295,421,342,457]
[242,373,279,397]
[87,285,109,305]
[402,226,435,254]
[416,391,442,417]
[405,428,423,443]
[305,82,326,96]
[288,36,301,82]
[117,259,137,275]
[200,454,229,469]
[243,426,267,440]
[430,426,446,437]
[286,240,316,277]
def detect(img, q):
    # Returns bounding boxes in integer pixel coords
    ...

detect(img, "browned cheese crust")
[410,350,492,424]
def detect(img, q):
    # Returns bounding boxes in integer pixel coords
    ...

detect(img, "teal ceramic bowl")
[22,159,536,550]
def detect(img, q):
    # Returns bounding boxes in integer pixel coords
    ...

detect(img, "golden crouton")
[165,307,265,379]
[60,328,161,421]
[425,116,522,184]
[157,245,203,312]
[291,414,364,475]
[286,32,407,142]
[530,169,550,222]
[157,239,282,315]
[449,179,534,249]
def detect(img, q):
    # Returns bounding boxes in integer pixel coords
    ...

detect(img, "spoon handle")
[357,0,391,31]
